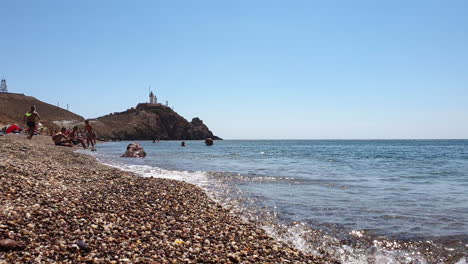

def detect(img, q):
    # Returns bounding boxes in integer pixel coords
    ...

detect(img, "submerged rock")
[121,143,146,158]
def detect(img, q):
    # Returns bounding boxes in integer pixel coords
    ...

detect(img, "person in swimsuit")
[204,138,214,146]
[52,127,73,147]
[84,120,97,149]
[68,126,87,148]
[23,106,41,140]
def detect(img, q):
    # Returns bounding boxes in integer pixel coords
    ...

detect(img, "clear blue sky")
[2,0,467,139]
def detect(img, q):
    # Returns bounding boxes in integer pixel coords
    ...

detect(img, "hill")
[92,103,221,140]
[0,93,85,129]
[0,93,220,140]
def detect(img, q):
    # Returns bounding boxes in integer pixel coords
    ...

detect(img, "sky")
[2,0,468,139]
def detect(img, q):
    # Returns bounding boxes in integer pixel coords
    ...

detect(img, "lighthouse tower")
[0,79,7,93]
[149,90,157,104]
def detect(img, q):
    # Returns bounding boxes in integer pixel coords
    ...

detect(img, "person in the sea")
[84,120,97,148]
[23,106,41,140]
[68,126,87,148]
[52,127,73,147]
[181,141,186,147]
[204,138,214,146]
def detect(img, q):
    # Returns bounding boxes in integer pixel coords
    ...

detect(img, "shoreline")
[0,135,337,263]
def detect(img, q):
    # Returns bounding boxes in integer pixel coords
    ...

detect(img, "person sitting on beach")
[23,106,41,140]
[68,126,87,148]
[84,120,97,148]
[52,127,73,147]
[78,128,84,137]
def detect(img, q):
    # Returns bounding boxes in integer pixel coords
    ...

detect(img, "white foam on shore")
[120,164,212,187]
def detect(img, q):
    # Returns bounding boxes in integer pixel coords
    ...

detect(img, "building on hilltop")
[149,90,157,104]
[135,86,173,111]
[0,79,7,93]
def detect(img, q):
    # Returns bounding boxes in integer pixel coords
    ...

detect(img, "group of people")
[24,106,96,149]
[180,138,213,147]
[23,105,214,149]
[51,121,96,149]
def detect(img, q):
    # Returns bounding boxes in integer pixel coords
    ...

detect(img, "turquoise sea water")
[82,140,468,263]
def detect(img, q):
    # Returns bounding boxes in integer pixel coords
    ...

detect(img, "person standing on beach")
[23,106,41,140]
[84,120,96,149]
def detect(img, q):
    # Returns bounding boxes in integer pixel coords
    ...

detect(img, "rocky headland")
[92,103,220,141]
[0,135,336,263]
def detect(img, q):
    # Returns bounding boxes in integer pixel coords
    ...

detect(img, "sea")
[80,140,468,264]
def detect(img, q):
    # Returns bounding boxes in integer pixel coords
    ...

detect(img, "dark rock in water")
[0,239,24,251]
[76,240,89,251]
[121,143,146,158]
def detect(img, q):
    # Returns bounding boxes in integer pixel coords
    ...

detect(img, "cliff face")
[92,104,220,140]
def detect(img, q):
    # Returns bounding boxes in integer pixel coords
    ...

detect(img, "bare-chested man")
[52,127,73,147]
[24,106,41,140]
[84,120,96,148]
[69,126,87,148]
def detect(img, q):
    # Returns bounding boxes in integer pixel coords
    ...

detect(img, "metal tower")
[0,79,7,93]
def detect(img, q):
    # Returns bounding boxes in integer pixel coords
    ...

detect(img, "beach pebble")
[227,253,240,263]
[0,239,23,251]
[76,240,89,251]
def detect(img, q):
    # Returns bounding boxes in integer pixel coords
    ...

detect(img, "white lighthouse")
[0,79,7,93]
[149,90,157,104]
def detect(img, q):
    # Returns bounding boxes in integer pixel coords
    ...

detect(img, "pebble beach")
[0,135,338,263]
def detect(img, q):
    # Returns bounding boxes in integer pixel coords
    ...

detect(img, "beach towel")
[6,124,21,133]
